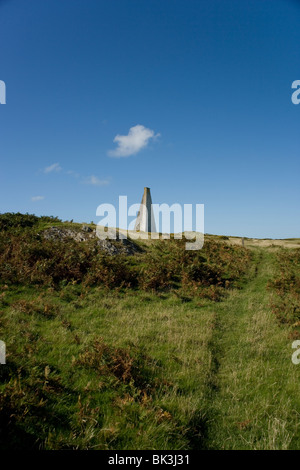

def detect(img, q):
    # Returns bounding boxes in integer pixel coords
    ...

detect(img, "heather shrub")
[0,214,252,297]
[76,338,160,394]
[268,249,300,328]
[0,212,61,232]
[138,239,251,293]
[0,232,136,288]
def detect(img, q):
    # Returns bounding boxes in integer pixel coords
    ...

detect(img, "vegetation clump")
[268,248,300,335]
[0,213,251,299]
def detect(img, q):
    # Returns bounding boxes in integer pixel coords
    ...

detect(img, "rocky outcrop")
[42,226,141,256]
[43,226,94,242]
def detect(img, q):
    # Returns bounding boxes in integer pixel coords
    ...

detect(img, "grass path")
[202,248,300,449]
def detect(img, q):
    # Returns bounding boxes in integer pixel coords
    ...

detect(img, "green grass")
[202,249,300,449]
[0,285,217,449]
[0,213,299,450]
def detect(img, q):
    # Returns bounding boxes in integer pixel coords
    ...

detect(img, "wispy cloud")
[83,175,110,186]
[31,195,45,202]
[108,124,159,157]
[66,170,80,178]
[44,163,62,173]
[41,164,110,188]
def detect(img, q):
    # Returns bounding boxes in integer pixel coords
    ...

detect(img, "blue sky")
[0,0,299,238]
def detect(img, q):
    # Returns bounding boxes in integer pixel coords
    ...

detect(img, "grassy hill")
[0,213,299,450]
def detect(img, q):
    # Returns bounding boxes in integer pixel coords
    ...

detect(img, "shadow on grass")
[185,409,218,450]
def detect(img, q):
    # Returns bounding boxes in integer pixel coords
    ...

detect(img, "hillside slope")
[0,213,299,450]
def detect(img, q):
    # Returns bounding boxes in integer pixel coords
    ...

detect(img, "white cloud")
[44,163,62,173]
[31,196,45,202]
[108,124,159,157]
[83,175,110,186]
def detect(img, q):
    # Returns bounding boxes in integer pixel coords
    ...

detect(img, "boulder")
[82,225,93,233]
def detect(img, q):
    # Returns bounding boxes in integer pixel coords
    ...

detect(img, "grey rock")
[43,227,91,242]
[96,239,120,255]
[82,225,93,233]
[43,226,142,256]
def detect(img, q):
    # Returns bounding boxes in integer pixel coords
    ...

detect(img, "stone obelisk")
[134,187,156,233]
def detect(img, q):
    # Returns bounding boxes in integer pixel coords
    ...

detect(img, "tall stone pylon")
[134,187,156,233]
